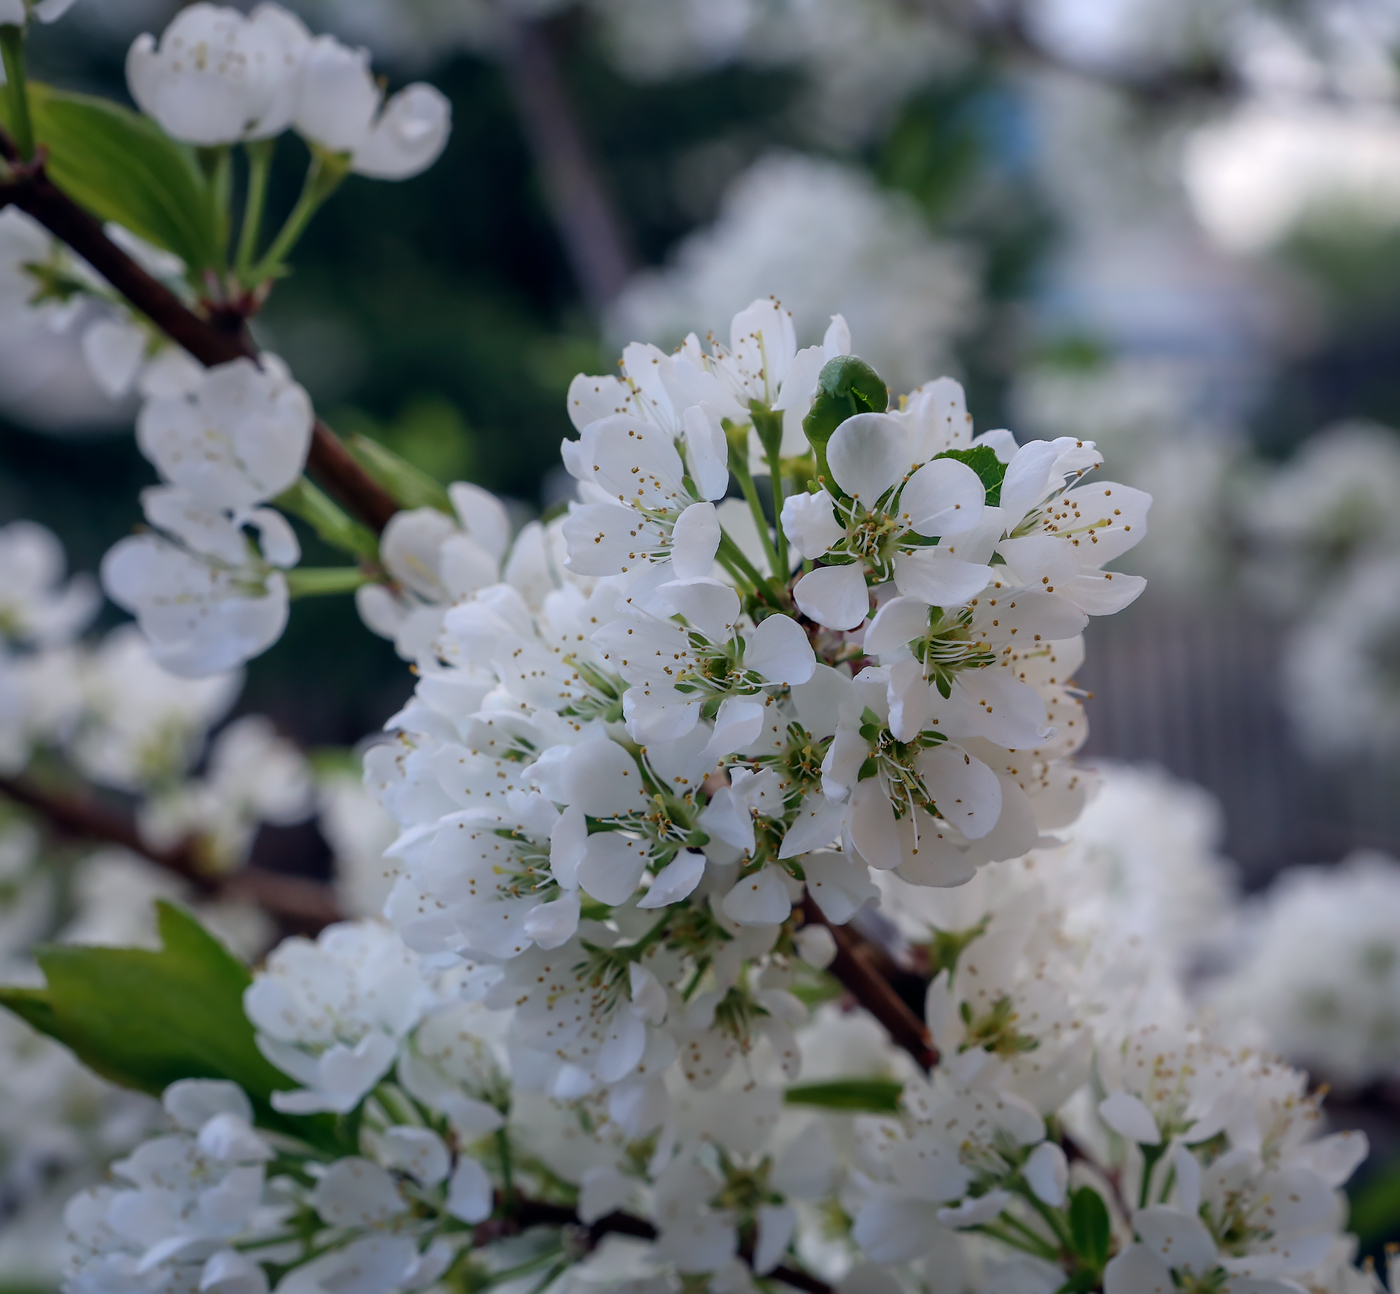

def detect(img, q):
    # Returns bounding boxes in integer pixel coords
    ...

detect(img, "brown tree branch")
[802,896,938,1072]
[498,19,635,310]
[502,1197,834,1294]
[0,138,399,533]
[0,774,343,934]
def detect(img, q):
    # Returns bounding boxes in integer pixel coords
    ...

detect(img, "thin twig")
[0,134,398,533]
[498,18,634,310]
[802,895,938,1071]
[0,774,343,933]
[500,1197,834,1294]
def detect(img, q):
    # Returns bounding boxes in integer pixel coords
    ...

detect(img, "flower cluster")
[126,3,450,175]
[100,357,312,676]
[4,285,1388,1294]
[53,814,1381,1294]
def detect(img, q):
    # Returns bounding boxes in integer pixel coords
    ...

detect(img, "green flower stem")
[1000,1208,1064,1258]
[717,530,783,607]
[196,147,233,274]
[729,453,782,577]
[285,566,370,598]
[496,1127,516,1213]
[1139,1142,1167,1210]
[251,148,349,282]
[276,477,380,561]
[236,138,276,282]
[971,1219,1061,1264]
[1015,1187,1074,1252]
[0,25,34,162]
[767,450,790,578]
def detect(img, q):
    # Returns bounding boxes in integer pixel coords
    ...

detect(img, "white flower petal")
[793,563,869,631]
[638,849,706,909]
[828,413,908,503]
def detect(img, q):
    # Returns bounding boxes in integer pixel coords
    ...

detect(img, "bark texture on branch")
[0,136,399,533]
[0,775,343,933]
[803,895,939,1072]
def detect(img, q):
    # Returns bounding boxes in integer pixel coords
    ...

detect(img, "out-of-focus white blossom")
[126,3,312,146]
[293,34,452,179]
[139,714,314,872]
[1213,851,1400,1087]
[1282,552,1400,757]
[102,486,299,677]
[318,764,400,918]
[0,520,99,648]
[611,154,974,393]
[69,624,241,793]
[59,847,273,960]
[1185,101,1400,253]
[1245,421,1400,614]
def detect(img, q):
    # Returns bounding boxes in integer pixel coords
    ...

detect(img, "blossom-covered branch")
[0,128,399,533]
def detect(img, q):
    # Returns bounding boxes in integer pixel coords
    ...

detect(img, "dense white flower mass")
[0,223,1387,1289]
[610,154,974,393]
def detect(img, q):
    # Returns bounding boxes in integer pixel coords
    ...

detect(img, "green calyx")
[802,355,889,493]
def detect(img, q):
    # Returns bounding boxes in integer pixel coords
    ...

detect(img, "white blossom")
[611,153,974,393]
[102,486,298,677]
[0,520,99,648]
[126,3,312,146]
[134,357,312,515]
[293,34,452,179]
[243,921,433,1113]
[1212,852,1400,1087]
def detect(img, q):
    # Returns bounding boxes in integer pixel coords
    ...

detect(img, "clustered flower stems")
[0,125,399,534]
[0,772,343,932]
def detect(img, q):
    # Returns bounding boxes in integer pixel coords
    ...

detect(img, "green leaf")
[0,902,341,1151]
[346,433,453,513]
[3,84,221,272]
[802,356,889,493]
[936,445,1006,507]
[1347,1159,1400,1245]
[1067,1185,1111,1269]
[785,1079,904,1114]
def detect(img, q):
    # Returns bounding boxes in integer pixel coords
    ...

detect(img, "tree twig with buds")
[0,132,399,533]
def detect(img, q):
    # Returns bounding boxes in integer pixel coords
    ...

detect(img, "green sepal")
[2,84,222,274]
[346,434,453,514]
[936,445,1006,507]
[276,477,380,561]
[0,902,346,1154]
[749,399,785,461]
[785,1078,904,1114]
[1067,1185,1111,1270]
[802,356,889,494]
